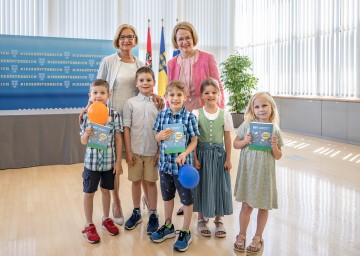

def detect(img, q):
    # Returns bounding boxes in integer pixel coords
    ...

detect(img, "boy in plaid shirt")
[80,79,122,243]
[150,80,200,252]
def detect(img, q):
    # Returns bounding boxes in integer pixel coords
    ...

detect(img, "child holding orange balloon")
[79,79,123,243]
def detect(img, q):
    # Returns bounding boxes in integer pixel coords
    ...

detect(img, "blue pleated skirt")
[193,142,233,217]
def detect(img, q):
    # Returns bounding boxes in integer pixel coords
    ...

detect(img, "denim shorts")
[159,172,193,206]
[82,167,115,193]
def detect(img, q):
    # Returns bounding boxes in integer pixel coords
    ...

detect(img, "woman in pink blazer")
[168,21,225,112]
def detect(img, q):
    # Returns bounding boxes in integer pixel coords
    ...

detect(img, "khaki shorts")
[128,154,159,182]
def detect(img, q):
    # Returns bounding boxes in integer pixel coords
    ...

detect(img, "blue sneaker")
[124,209,142,230]
[150,223,176,243]
[173,230,192,252]
[146,213,159,235]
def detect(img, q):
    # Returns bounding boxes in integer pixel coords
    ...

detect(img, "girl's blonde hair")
[165,80,187,95]
[244,92,280,125]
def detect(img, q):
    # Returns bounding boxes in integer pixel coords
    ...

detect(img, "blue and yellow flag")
[158,26,168,96]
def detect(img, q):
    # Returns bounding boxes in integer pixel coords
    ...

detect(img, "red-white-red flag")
[146,20,152,68]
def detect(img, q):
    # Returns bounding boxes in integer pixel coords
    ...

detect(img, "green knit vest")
[198,108,224,143]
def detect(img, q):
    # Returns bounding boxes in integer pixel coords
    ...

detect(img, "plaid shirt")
[80,108,123,171]
[153,106,200,175]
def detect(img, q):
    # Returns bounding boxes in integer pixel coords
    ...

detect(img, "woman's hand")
[79,100,92,124]
[152,94,164,110]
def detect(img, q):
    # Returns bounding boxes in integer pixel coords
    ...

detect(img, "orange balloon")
[87,101,108,125]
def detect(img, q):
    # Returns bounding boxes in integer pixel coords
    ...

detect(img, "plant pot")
[231,113,244,128]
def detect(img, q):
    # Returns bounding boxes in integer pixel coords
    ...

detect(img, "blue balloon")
[178,164,200,189]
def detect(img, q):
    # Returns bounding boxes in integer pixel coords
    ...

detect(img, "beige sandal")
[197,218,211,237]
[234,234,246,252]
[246,235,264,254]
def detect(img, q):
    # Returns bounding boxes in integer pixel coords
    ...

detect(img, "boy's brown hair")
[135,66,155,81]
[90,79,110,93]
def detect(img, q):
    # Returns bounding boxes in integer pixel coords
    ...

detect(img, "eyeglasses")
[119,35,136,41]
[176,36,192,43]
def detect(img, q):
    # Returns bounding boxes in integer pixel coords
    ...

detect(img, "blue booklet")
[249,122,273,151]
[163,123,186,154]
[87,123,111,151]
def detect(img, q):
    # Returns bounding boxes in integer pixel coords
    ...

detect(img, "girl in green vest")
[192,77,234,238]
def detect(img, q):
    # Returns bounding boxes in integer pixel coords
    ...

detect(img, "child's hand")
[126,151,136,166]
[84,126,94,136]
[244,133,252,145]
[271,135,278,148]
[158,128,173,141]
[114,160,123,175]
[153,151,160,166]
[224,159,232,172]
[175,153,186,166]
[194,158,201,169]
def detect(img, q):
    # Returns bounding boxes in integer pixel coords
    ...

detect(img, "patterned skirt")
[193,142,233,217]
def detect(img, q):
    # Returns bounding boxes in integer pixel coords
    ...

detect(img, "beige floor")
[0,131,359,256]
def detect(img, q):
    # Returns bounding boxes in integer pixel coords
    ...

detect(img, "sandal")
[234,234,246,252]
[213,220,226,238]
[197,219,211,237]
[246,236,264,254]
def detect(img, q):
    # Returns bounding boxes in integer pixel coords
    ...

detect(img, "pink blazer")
[167,50,225,109]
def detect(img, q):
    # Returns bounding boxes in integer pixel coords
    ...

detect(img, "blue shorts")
[159,172,193,206]
[82,167,115,193]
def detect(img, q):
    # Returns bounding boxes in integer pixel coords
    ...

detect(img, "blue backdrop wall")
[0,35,121,110]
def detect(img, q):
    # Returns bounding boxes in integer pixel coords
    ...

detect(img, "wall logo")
[64,80,71,88]
[88,59,95,67]
[64,66,70,73]
[64,51,70,59]
[88,73,95,81]
[11,80,18,88]
[11,49,18,58]
[38,58,46,66]
[11,65,18,73]
[38,73,46,80]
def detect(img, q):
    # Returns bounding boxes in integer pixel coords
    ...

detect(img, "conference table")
[0,109,86,170]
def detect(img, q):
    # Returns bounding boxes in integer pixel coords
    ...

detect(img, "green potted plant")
[220,53,258,128]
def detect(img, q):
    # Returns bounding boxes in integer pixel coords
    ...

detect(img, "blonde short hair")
[165,80,187,95]
[112,24,138,49]
[171,21,199,49]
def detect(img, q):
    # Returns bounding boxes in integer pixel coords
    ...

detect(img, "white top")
[192,107,234,131]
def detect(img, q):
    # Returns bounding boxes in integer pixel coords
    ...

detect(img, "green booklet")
[249,122,273,151]
[163,123,186,154]
[87,123,111,151]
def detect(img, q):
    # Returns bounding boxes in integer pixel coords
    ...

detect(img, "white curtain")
[2,0,358,99]
[235,0,360,98]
